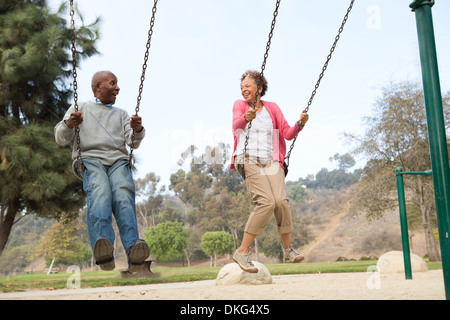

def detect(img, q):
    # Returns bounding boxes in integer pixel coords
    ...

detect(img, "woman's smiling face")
[241,77,261,105]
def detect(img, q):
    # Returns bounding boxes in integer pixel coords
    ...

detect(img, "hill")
[296,185,428,262]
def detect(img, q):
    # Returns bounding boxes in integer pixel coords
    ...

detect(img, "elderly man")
[55,71,149,272]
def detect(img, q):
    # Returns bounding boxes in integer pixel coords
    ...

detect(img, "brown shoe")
[94,237,115,271]
[127,239,150,273]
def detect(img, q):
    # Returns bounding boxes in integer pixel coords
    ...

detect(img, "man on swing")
[54,70,150,272]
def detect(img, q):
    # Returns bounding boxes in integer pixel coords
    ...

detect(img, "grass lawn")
[0,260,442,293]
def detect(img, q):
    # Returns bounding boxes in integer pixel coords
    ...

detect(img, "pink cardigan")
[230,99,302,170]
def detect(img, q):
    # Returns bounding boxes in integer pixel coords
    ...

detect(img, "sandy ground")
[0,270,446,301]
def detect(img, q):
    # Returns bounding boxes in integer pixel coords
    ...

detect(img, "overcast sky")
[48,0,450,187]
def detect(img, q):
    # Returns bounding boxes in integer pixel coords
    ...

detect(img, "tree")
[345,81,450,261]
[159,203,183,223]
[135,172,165,227]
[313,167,360,190]
[0,214,53,274]
[329,153,356,172]
[288,184,307,203]
[0,245,34,275]
[144,221,188,262]
[169,145,212,216]
[35,217,91,266]
[297,153,360,190]
[0,1,100,256]
[193,189,251,247]
[201,231,234,267]
[182,224,204,267]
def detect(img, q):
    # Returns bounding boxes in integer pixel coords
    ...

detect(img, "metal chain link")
[284,0,355,169]
[260,0,281,78]
[69,0,83,176]
[129,0,158,167]
[243,0,281,161]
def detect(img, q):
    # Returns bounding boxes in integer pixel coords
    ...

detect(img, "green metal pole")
[395,167,413,280]
[410,0,450,300]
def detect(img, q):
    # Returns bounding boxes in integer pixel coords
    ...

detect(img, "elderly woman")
[230,70,309,273]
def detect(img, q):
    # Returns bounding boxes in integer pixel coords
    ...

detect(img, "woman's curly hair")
[240,70,268,97]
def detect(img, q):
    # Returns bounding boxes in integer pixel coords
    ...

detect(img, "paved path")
[0,270,446,300]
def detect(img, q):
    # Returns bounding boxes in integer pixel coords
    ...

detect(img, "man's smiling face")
[94,71,120,105]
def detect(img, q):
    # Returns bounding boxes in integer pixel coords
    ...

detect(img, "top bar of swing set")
[410,0,434,11]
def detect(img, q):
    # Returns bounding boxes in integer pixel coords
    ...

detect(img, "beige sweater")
[54,100,145,166]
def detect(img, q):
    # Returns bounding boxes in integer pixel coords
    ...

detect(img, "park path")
[301,199,351,259]
[0,270,445,300]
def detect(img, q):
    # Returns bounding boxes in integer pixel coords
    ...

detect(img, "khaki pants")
[235,155,293,236]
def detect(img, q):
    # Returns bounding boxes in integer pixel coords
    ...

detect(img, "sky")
[47,0,450,188]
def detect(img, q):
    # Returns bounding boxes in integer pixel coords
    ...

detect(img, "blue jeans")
[82,158,139,253]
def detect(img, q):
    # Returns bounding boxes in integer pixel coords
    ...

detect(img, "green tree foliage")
[145,221,188,262]
[329,153,356,172]
[288,184,307,203]
[200,231,234,267]
[303,153,360,190]
[0,0,100,255]
[0,245,33,275]
[169,143,250,245]
[35,217,91,266]
[0,215,53,274]
[169,145,213,213]
[312,167,360,190]
[159,204,183,223]
[135,172,165,227]
[169,142,316,263]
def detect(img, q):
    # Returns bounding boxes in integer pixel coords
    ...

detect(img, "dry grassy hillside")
[297,186,428,262]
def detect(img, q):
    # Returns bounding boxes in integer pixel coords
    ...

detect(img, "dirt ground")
[0,270,445,300]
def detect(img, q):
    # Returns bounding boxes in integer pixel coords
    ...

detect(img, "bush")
[145,221,188,262]
[201,231,234,266]
[359,230,402,253]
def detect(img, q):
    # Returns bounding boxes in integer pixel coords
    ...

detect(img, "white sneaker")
[284,247,304,263]
[233,250,258,273]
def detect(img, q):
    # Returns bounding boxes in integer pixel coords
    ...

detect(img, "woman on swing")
[231,70,309,273]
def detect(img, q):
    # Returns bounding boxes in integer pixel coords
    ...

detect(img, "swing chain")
[130,0,158,166]
[284,0,355,168]
[261,0,281,77]
[304,0,355,115]
[135,0,158,117]
[243,0,281,165]
[69,0,82,169]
